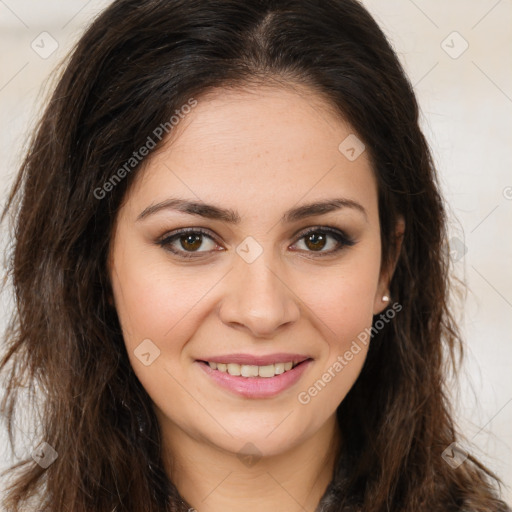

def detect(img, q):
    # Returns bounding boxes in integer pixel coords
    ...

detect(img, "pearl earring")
[382,295,390,302]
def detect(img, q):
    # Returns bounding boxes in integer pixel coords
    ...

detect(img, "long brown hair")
[1,1,509,511]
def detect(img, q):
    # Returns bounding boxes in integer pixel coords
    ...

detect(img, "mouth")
[196,356,313,399]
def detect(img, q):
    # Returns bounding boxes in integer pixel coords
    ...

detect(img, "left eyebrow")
[136,197,368,223]
[282,198,368,223]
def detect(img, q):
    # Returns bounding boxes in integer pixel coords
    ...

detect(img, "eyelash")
[156,226,356,260]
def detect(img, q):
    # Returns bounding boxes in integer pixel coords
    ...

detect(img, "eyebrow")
[137,197,367,223]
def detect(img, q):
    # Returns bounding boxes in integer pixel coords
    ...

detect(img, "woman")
[0,1,509,511]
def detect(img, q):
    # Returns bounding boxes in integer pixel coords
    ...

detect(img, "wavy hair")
[1,0,509,511]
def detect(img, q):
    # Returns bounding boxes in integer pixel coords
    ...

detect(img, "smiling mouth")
[198,360,310,378]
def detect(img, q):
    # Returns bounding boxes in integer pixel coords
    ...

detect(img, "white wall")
[1,0,511,506]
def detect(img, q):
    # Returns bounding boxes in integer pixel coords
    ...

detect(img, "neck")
[160,414,341,512]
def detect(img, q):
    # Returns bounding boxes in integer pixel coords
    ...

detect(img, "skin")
[109,84,404,512]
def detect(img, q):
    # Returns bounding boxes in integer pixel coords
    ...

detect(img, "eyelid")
[156,225,355,258]
[291,225,353,242]
[289,225,355,256]
[156,227,221,258]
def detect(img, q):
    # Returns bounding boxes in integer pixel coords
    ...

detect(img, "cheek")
[110,251,214,424]
[110,248,217,350]
[294,247,380,407]
[300,246,381,347]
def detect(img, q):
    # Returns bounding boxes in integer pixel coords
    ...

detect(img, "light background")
[0,0,511,507]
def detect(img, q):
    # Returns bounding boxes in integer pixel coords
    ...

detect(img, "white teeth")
[206,361,299,378]
[227,363,241,376]
[241,365,259,377]
[258,364,275,378]
[274,363,285,375]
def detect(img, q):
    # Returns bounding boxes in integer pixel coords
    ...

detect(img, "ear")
[373,216,405,315]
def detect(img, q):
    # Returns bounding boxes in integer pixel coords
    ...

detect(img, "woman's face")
[109,85,392,459]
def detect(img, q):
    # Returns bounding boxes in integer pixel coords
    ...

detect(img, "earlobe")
[373,292,391,315]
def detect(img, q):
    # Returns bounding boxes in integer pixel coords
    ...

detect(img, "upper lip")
[198,353,311,366]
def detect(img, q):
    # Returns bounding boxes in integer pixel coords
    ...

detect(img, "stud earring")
[382,295,390,302]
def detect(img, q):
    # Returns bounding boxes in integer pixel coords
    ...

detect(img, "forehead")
[124,84,378,223]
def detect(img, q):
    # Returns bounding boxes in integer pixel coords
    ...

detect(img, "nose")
[218,253,300,338]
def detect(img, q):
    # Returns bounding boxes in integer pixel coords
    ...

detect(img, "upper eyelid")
[292,225,347,239]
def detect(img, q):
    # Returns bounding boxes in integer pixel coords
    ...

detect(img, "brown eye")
[291,227,356,257]
[304,232,328,251]
[180,233,204,252]
[157,228,220,258]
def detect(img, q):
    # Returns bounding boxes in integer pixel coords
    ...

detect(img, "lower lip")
[196,359,313,399]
